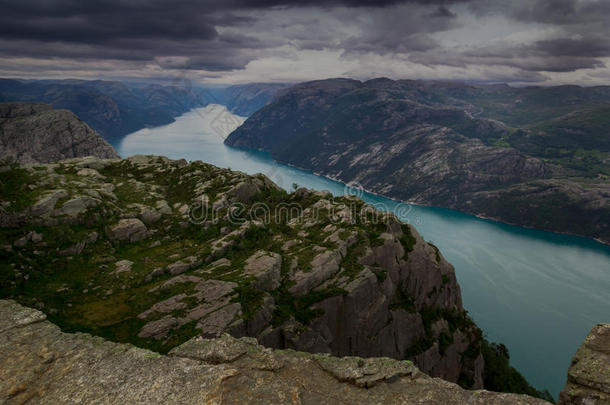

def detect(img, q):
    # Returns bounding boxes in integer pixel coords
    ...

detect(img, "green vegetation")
[428,242,441,263]
[399,224,416,260]
[482,339,554,402]
[389,289,416,313]
[0,162,40,211]
[404,335,435,358]
[272,285,346,326]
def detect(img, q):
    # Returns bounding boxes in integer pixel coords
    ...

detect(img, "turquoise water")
[118,105,610,399]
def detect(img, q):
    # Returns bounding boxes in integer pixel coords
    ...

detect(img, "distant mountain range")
[225,78,610,244]
[0,79,288,143]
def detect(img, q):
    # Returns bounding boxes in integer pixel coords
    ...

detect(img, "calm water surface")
[119,105,610,399]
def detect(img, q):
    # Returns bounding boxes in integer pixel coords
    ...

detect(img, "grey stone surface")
[108,218,149,242]
[0,102,119,164]
[0,300,549,405]
[244,250,282,291]
[558,323,610,405]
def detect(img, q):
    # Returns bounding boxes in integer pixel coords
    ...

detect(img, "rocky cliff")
[558,323,610,405]
[0,102,119,164]
[0,299,549,404]
[225,78,610,244]
[0,155,551,397]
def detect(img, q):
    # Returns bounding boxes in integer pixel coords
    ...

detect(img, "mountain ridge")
[225,78,610,244]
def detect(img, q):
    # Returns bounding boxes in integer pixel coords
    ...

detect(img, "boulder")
[58,242,85,257]
[244,250,282,291]
[14,231,43,248]
[30,189,68,216]
[59,196,100,217]
[226,180,260,204]
[76,168,105,179]
[289,249,341,296]
[138,315,181,339]
[167,256,202,275]
[155,200,172,215]
[108,218,149,242]
[112,260,134,275]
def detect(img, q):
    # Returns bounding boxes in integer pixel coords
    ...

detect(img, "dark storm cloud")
[410,38,608,74]
[0,0,470,71]
[339,3,459,55]
[0,0,609,81]
[501,0,610,25]
[0,0,272,71]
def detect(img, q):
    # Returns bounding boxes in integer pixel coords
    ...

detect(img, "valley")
[117,106,610,398]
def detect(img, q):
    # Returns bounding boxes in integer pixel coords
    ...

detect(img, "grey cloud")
[0,0,608,83]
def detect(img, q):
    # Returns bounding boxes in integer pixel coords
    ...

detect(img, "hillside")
[225,78,610,244]
[0,102,118,164]
[0,155,549,399]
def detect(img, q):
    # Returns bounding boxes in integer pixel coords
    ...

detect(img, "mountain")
[225,78,610,244]
[0,299,555,404]
[220,83,291,116]
[0,155,550,400]
[0,79,215,143]
[0,79,289,143]
[0,102,118,164]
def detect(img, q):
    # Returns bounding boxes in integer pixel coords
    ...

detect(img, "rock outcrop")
[225,78,610,244]
[0,102,119,164]
[0,155,546,398]
[0,299,548,405]
[558,323,610,405]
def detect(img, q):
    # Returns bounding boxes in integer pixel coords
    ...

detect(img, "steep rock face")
[558,323,610,405]
[1,156,484,389]
[241,218,484,387]
[225,78,610,243]
[0,102,119,164]
[0,300,549,405]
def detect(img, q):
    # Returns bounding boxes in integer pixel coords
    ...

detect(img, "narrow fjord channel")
[118,105,610,399]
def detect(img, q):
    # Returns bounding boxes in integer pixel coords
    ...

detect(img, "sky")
[1,0,609,85]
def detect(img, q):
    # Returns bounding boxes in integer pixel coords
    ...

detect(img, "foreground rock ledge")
[0,300,546,404]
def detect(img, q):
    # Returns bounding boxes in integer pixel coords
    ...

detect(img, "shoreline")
[234,148,610,248]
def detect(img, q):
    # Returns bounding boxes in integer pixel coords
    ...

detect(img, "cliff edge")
[0,299,547,404]
[559,323,610,405]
